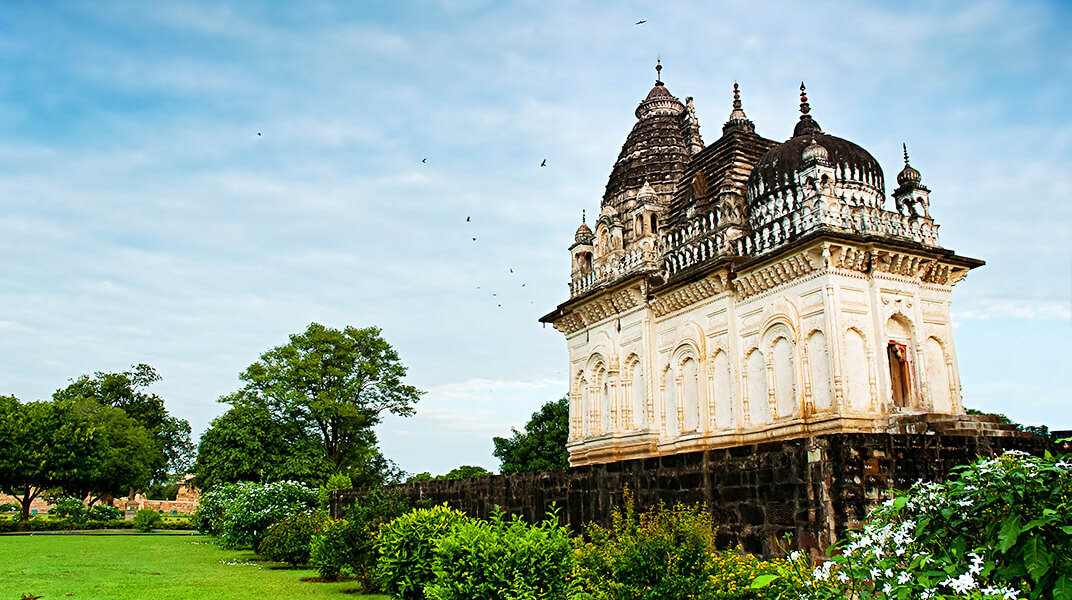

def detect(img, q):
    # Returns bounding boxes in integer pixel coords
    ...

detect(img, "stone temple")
[540,63,985,467]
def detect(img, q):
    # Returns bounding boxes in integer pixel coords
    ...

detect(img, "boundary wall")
[334,433,1054,557]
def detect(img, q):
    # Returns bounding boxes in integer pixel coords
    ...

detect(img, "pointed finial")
[799,82,810,115]
[582,209,586,224]
[902,143,910,166]
[655,57,662,83]
[733,81,741,110]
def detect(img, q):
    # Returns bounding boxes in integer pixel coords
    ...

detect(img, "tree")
[0,397,99,521]
[492,396,569,474]
[237,323,423,473]
[63,400,157,505]
[53,364,194,483]
[191,396,332,491]
[406,465,494,483]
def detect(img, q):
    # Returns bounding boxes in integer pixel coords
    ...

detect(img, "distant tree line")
[0,364,193,521]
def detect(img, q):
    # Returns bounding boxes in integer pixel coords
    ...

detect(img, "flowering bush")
[797,449,1072,600]
[87,504,122,521]
[376,504,472,599]
[193,482,241,535]
[202,481,319,551]
[50,497,88,521]
[425,506,577,600]
[258,509,327,566]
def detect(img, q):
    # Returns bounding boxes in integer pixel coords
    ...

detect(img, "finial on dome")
[723,81,754,134]
[897,142,922,187]
[733,82,741,110]
[793,81,822,137]
[799,82,810,116]
[582,209,586,224]
[655,57,662,83]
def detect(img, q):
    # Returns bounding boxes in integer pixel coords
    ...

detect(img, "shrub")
[50,497,88,522]
[310,518,363,581]
[376,504,472,599]
[193,482,242,535]
[425,506,576,600]
[574,497,717,600]
[0,502,20,513]
[133,508,162,532]
[318,472,353,509]
[803,449,1072,600]
[215,481,320,551]
[87,504,122,521]
[258,509,327,567]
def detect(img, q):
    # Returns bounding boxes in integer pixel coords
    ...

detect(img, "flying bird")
[540,159,547,167]
[635,20,646,24]
[509,268,514,273]
[466,216,470,222]
[472,237,476,241]
[257,132,262,136]
[422,158,427,163]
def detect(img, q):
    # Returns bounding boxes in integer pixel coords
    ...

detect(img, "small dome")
[574,221,594,245]
[637,180,657,200]
[897,144,922,187]
[747,84,884,210]
[802,137,829,166]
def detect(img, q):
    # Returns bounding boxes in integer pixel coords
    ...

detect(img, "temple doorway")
[887,341,911,409]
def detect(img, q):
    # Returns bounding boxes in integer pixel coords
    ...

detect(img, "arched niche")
[925,337,952,413]
[762,322,798,420]
[806,330,834,413]
[885,315,915,410]
[746,348,769,425]
[624,354,646,430]
[843,327,871,412]
[712,349,734,429]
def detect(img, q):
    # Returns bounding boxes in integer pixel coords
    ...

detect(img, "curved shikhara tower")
[540,67,984,466]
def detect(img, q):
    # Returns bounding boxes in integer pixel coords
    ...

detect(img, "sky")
[0,0,1069,476]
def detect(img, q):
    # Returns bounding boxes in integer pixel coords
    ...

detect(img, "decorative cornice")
[733,252,820,299]
[554,287,643,334]
[650,272,729,317]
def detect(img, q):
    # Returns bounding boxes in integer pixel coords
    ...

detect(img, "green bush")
[50,497,88,522]
[425,506,576,600]
[0,502,18,513]
[209,481,320,551]
[310,518,363,581]
[376,504,472,599]
[804,449,1072,600]
[87,504,122,521]
[133,508,162,532]
[258,509,327,567]
[193,482,241,535]
[573,497,717,600]
[318,472,353,509]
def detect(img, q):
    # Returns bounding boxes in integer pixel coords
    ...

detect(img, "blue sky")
[0,0,1069,475]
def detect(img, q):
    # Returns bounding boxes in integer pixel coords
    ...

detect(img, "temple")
[540,64,985,466]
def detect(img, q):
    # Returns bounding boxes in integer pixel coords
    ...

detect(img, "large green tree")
[191,396,331,491]
[53,364,194,483]
[492,396,569,474]
[0,397,99,521]
[64,400,157,505]
[194,323,421,488]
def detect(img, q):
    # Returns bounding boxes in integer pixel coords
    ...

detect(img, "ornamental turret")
[893,144,932,219]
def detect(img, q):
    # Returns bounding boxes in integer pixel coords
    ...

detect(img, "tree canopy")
[53,364,194,482]
[492,396,569,474]
[193,323,421,490]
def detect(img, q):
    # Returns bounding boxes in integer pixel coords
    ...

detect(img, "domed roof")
[747,84,884,206]
[896,144,922,187]
[574,212,594,245]
[603,69,692,208]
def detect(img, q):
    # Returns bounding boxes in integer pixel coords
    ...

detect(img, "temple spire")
[723,81,755,134]
[793,81,822,137]
[655,57,662,83]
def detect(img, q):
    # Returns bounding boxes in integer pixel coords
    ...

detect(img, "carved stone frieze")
[556,287,643,334]
[650,274,728,317]
[733,252,819,300]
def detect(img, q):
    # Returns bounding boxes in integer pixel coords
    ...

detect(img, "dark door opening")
[888,341,911,409]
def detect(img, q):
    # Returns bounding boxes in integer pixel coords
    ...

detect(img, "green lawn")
[0,534,390,599]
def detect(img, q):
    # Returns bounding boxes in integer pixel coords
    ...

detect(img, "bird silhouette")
[422,158,427,163]
[466,216,470,222]
[540,159,547,167]
[257,132,262,136]
[509,268,513,273]
[472,237,476,241]
[635,20,646,24]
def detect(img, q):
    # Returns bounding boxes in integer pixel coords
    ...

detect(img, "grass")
[0,534,390,599]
